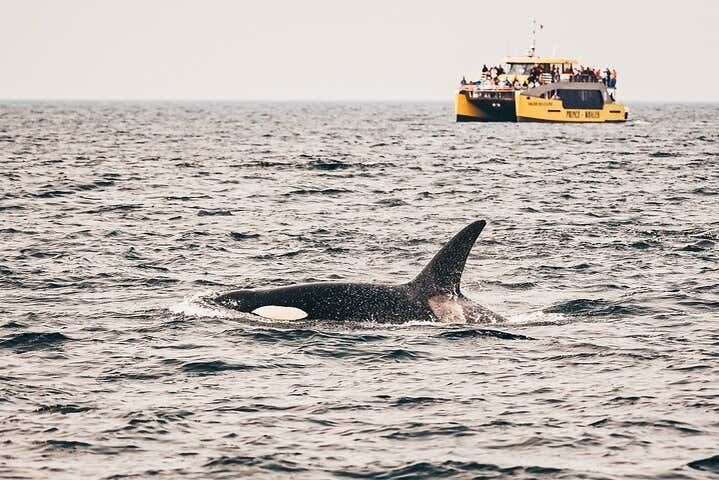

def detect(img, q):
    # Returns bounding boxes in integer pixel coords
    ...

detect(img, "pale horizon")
[2,0,717,102]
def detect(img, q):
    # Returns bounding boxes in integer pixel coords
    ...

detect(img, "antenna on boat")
[529,19,543,57]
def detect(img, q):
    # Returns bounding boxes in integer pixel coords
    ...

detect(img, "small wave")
[20,249,64,259]
[76,180,114,190]
[250,249,303,259]
[629,240,656,249]
[543,298,646,317]
[437,328,534,340]
[36,404,94,414]
[298,344,424,362]
[325,246,349,254]
[141,277,179,286]
[605,395,656,405]
[692,186,718,196]
[306,159,351,170]
[229,231,260,240]
[0,332,71,350]
[391,396,447,407]
[2,321,27,329]
[228,327,389,345]
[284,188,351,196]
[333,460,563,479]
[236,328,329,342]
[164,195,210,201]
[693,283,719,293]
[589,418,703,435]
[379,348,421,361]
[204,454,307,473]
[376,198,408,207]
[205,455,262,467]
[669,364,711,372]
[193,279,225,286]
[197,209,233,216]
[681,239,715,252]
[246,160,289,168]
[649,151,676,158]
[677,299,719,310]
[182,360,263,373]
[84,204,142,214]
[383,424,472,440]
[136,262,169,272]
[31,190,74,198]
[99,372,166,382]
[43,439,91,449]
[0,228,29,236]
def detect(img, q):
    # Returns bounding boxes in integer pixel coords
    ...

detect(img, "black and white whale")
[214,220,504,323]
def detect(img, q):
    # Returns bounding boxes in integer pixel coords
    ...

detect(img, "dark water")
[1,102,718,479]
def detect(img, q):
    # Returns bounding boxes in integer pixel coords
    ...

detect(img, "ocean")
[1,101,718,479]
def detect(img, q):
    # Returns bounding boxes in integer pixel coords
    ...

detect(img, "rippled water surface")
[1,102,718,479]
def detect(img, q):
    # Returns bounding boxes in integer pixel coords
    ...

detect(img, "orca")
[213,220,504,324]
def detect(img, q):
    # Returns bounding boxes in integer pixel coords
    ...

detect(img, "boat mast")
[529,19,539,57]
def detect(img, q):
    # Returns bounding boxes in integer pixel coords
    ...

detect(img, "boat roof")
[504,56,577,64]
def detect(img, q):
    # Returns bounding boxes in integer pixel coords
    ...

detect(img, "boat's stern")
[455,89,517,122]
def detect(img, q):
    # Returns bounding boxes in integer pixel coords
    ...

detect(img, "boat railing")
[460,74,617,92]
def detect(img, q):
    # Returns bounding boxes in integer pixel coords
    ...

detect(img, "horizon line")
[1,98,717,104]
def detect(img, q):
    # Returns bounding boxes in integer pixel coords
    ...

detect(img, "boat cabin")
[501,56,577,83]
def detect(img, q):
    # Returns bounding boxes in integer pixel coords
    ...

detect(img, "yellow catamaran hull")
[456,90,628,123]
[515,94,627,122]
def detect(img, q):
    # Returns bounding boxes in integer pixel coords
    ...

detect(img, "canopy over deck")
[504,56,577,64]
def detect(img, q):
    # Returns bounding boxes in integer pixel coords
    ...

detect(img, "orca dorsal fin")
[410,220,486,297]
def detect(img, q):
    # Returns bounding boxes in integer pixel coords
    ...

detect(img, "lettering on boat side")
[565,111,600,119]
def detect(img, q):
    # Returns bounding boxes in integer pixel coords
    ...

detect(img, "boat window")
[508,63,532,75]
[541,90,558,99]
[557,89,604,109]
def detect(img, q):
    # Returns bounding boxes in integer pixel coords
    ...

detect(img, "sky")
[1,0,718,102]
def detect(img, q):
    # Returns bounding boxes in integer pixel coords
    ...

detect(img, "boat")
[455,24,628,123]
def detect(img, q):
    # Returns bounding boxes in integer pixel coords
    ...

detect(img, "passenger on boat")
[551,66,560,83]
[459,63,617,90]
[609,69,617,88]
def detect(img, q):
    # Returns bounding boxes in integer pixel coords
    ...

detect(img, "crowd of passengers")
[461,64,618,90]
